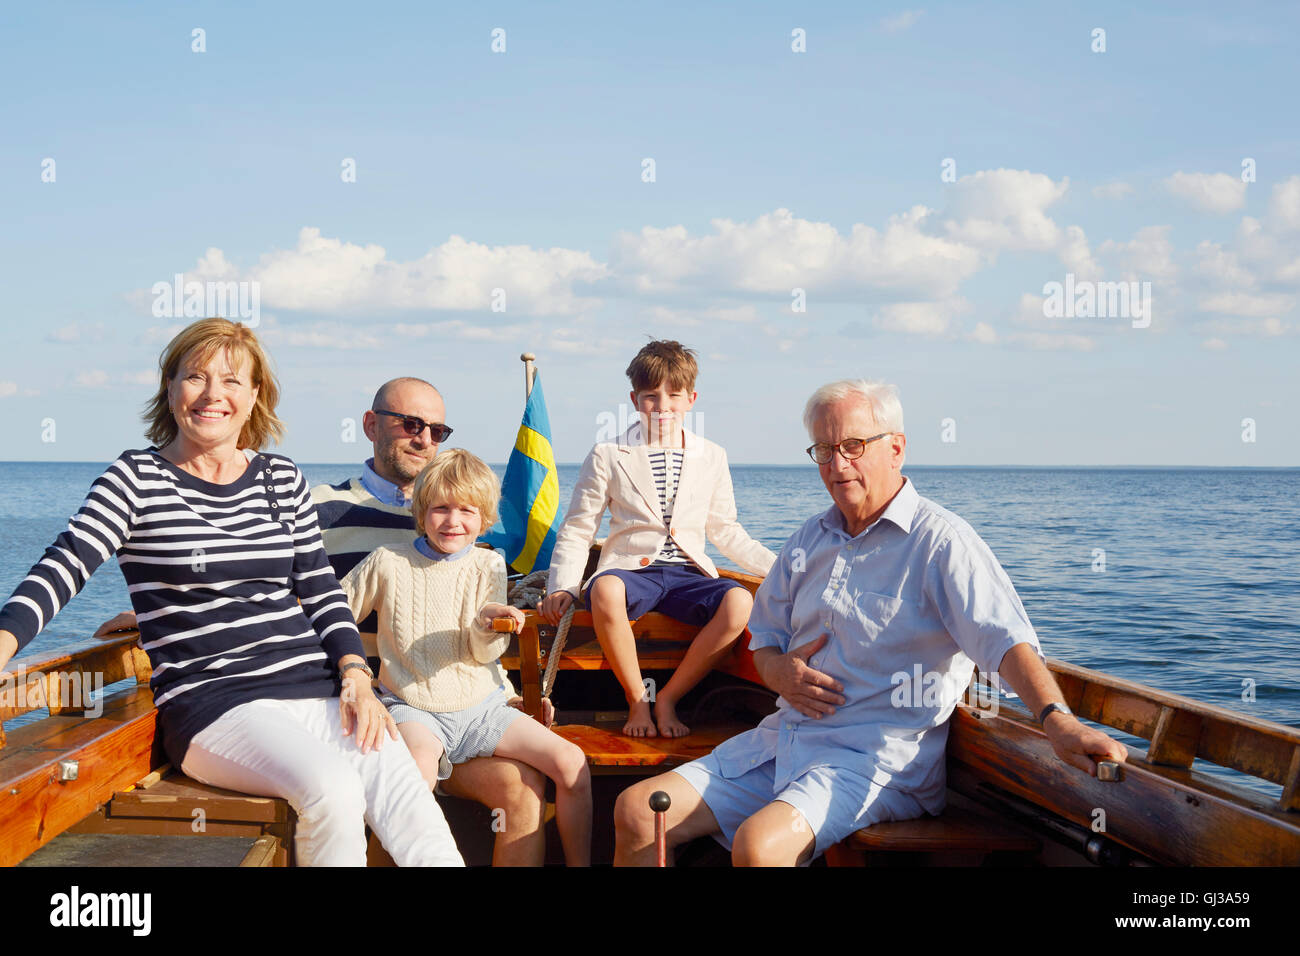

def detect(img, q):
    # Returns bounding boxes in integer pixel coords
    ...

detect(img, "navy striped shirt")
[0,449,365,765]
[648,449,689,564]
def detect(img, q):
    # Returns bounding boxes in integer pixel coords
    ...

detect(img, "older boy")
[540,341,776,738]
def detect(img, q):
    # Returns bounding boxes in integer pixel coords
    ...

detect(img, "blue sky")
[2,1,1298,465]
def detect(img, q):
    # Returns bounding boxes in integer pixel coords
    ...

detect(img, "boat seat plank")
[553,717,749,770]
[110,773,293,825]
[846,802,1041,853]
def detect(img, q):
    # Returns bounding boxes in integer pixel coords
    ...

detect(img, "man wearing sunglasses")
[614,378,1128,866]
[311,377,549,867]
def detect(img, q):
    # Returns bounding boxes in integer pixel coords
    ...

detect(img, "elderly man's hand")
[1043,711,1129,775]
[755,636,846,718]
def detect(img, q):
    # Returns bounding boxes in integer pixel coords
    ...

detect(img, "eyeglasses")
[374,409,454,443]
[806,432,892,465]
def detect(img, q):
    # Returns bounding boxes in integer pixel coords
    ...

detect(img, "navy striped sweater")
[0,449,365,766]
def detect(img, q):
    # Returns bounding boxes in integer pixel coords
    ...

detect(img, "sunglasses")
[374,409,454,443]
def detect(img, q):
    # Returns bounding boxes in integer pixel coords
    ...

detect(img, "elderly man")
[311,377,549,866]
[613,379,1127,866]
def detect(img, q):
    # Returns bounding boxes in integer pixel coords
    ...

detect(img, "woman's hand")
[479,603,526,634]
[339,673,397,754]
[0,629,18,679]
[93,611,138,638]
[538,590,574,626]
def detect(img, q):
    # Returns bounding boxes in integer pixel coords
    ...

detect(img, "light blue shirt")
[360,458,411,508]
[715,477,1042,811]
[413,536,476,562]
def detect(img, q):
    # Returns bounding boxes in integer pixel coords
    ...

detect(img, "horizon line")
[2,460,1297,470]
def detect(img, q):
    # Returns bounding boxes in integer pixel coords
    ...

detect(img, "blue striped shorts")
[378,684,522,781]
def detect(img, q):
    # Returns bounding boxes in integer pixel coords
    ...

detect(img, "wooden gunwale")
[946,704,1300,865]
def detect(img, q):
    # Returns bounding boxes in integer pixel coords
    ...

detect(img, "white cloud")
[612,206,982,299]
[123,371,157,386]
[1163,171,1247,214]
[872,298,969,337]
[1059,224,1101,281]
[1201,338,1228,350]
[880,9,924,32]
[1010,292,1049,326]
[1092,182,1134,200]
[0,381,17,397]
[1267,175,1300,232]
[142,228,608,319]
[1193,241,1254,287]
[1099,226,1178,282]
[942,169,1069,252]
[968,322,997,344]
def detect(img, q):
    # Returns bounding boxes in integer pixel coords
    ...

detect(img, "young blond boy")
[540,341,776,738]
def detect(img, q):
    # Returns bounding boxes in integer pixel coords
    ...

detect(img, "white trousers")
[181,697,464,867]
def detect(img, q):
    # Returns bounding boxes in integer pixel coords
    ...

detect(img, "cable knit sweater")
[340,541,513,712]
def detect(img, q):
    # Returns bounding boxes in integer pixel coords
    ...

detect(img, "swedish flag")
[480,374,561,574]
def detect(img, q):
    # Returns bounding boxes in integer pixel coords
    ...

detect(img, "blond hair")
[142,318,284,449]
[411,449,500,535]
[625,339,699,393]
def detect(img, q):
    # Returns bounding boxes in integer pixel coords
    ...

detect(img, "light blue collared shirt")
[413,536,476,562]
[716,477,1042,812]
[360,458,411,508]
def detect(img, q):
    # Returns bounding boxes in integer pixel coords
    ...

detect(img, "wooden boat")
[5,560,1299,867]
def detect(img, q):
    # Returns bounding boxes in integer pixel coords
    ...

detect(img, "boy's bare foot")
[655,698,690,738]
[623,699,658,737]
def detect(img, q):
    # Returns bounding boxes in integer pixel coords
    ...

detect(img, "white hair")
[802,379,904,435]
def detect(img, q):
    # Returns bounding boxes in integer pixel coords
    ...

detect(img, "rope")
[541,602,575,700]
[506,570,548,609]
[505,569,574,700]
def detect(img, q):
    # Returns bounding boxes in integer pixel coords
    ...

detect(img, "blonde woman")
[0,318,462,866]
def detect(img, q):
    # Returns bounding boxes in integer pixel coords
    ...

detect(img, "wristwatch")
[341,660,374,680]
[1038,701,1073,724]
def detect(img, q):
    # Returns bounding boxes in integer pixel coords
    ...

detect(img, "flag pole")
[521,352,536,400]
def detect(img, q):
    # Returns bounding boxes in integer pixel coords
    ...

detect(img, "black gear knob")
[649,790,671,814]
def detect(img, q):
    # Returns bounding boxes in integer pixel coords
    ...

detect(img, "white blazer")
[547,422,776,597]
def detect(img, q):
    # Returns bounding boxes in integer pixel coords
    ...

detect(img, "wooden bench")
[824,795,1041,867]
[501,598,764,773]
[70,764,295,866]
[1,632,295,867]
